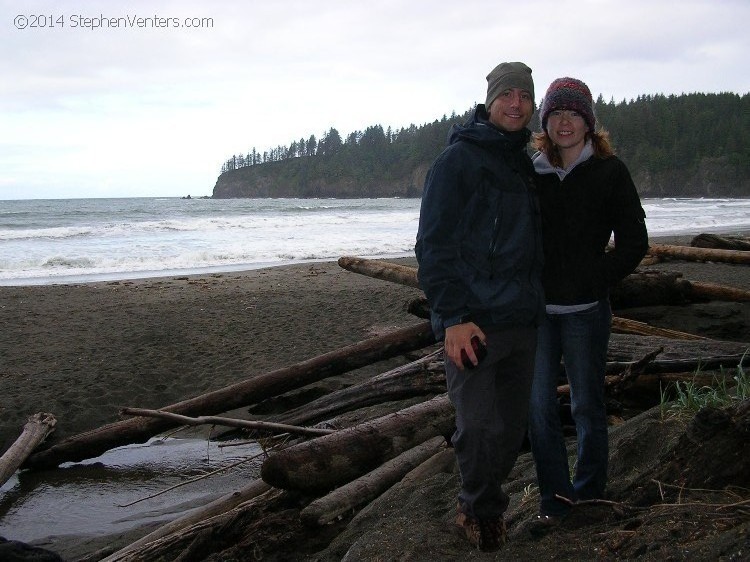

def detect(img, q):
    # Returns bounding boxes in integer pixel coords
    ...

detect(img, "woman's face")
[546,109,588,152]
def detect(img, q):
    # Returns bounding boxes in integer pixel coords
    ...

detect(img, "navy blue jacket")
[415,106,545,340]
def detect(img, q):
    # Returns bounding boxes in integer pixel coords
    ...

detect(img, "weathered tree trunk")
[605,353,749,375]
[338,256,420,289]
[610,270,693,308]
[24,321,435,470]
[0,413,56,487]
[261,394,454,492]
[100,479,272,562]
[605,347,664,395]
[690,233,750,251]
[406,296,431,319]
[347,447,457,527]
[558,371,723,397]
[119,408,335,437]
[409,296,713,340]
[611,316,710,340]
[299,436,446,526]
[639,255,662,267]
[272,349,445,427]
[101,486,286,562]
[607,332,750,362]
[602,333,750,377]
[340,255,746,309]
[647,243,750,265]
[400,447,456,485]
[688,281,750,302]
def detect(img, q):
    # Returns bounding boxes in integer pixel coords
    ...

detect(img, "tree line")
[216,92,749,198]
[220,118,452,179]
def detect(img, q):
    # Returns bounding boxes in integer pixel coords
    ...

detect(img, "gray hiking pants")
[446,326,537,519]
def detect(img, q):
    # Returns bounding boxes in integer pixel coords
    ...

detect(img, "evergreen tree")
[216,93,749,198]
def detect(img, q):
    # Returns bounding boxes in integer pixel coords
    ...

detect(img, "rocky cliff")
[213,158,429,199]
[213,157,748,199]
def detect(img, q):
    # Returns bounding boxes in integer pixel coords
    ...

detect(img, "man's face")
[487,88,534,132]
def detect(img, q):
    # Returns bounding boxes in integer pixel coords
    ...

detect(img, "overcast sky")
[1,0,748,200]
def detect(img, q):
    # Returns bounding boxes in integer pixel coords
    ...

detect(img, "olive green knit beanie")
[485,62,535,108]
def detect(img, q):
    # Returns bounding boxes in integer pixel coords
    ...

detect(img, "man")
[415,61,544,552]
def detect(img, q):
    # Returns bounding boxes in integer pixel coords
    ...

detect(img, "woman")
[528,77,648,528]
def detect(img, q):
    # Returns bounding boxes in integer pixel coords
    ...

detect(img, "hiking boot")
[456,510,506,552]
[528,513,565,537]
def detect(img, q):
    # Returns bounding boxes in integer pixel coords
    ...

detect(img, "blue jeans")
[528,299,612,516]
[446,326,537,520]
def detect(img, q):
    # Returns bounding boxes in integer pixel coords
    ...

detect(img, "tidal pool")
[0,436,262,545]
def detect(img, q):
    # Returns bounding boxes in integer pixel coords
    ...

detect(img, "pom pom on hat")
[485,62,535,108]
[540,77,596,132]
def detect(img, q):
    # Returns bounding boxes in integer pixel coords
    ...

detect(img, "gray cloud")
[1,0,747,198]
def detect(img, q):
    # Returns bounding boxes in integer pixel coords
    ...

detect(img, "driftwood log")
[260,394,454,492]
[299,435,446,526]
[103,446,458,562]
[604,347,664,395]
[691,233,750,251]
[338,256,420,289]
[271,348,445,428]
[647,243,750,265]
[0,413,56,487]
[611,317,710,340]
[605,351,749,376]
[339,255,747,311]
[23,321,435,470]
[688,281,750,302]
[119,408,335,437]
[100,485,286,562]
[610,270,693,307]
[558,371,725,397]
[407,296,713,342]
[550,333,750,396]
[605,333,749,364]
[399,447,456,484]
[343,448,457,532]
[100,479,272,562]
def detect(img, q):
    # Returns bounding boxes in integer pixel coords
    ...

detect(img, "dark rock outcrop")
[212,157,748,199]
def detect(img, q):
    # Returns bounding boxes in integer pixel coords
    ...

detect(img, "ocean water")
[1,196,749,285]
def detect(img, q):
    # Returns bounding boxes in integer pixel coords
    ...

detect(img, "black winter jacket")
[415,106,545,340]
[533,152,648,306]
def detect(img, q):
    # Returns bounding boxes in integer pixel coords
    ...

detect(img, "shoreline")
[2,228,749,289]
[0,254,417,288]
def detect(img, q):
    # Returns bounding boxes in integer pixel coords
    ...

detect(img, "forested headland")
[212,92,749,198]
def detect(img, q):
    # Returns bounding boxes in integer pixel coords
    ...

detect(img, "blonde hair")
[533,128,615,168]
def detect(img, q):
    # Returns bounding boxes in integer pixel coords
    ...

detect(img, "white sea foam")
[0,197,748,285]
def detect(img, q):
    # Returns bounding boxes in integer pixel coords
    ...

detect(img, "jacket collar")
[532,140,594,180]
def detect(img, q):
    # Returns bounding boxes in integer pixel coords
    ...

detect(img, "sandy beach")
[0,259,427,451]
[0,232,749,561]
[2,232,749,451]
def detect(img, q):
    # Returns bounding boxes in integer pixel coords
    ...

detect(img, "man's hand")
[445,322,486,370]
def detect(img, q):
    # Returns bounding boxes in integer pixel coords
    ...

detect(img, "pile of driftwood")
[1,235,749,561]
